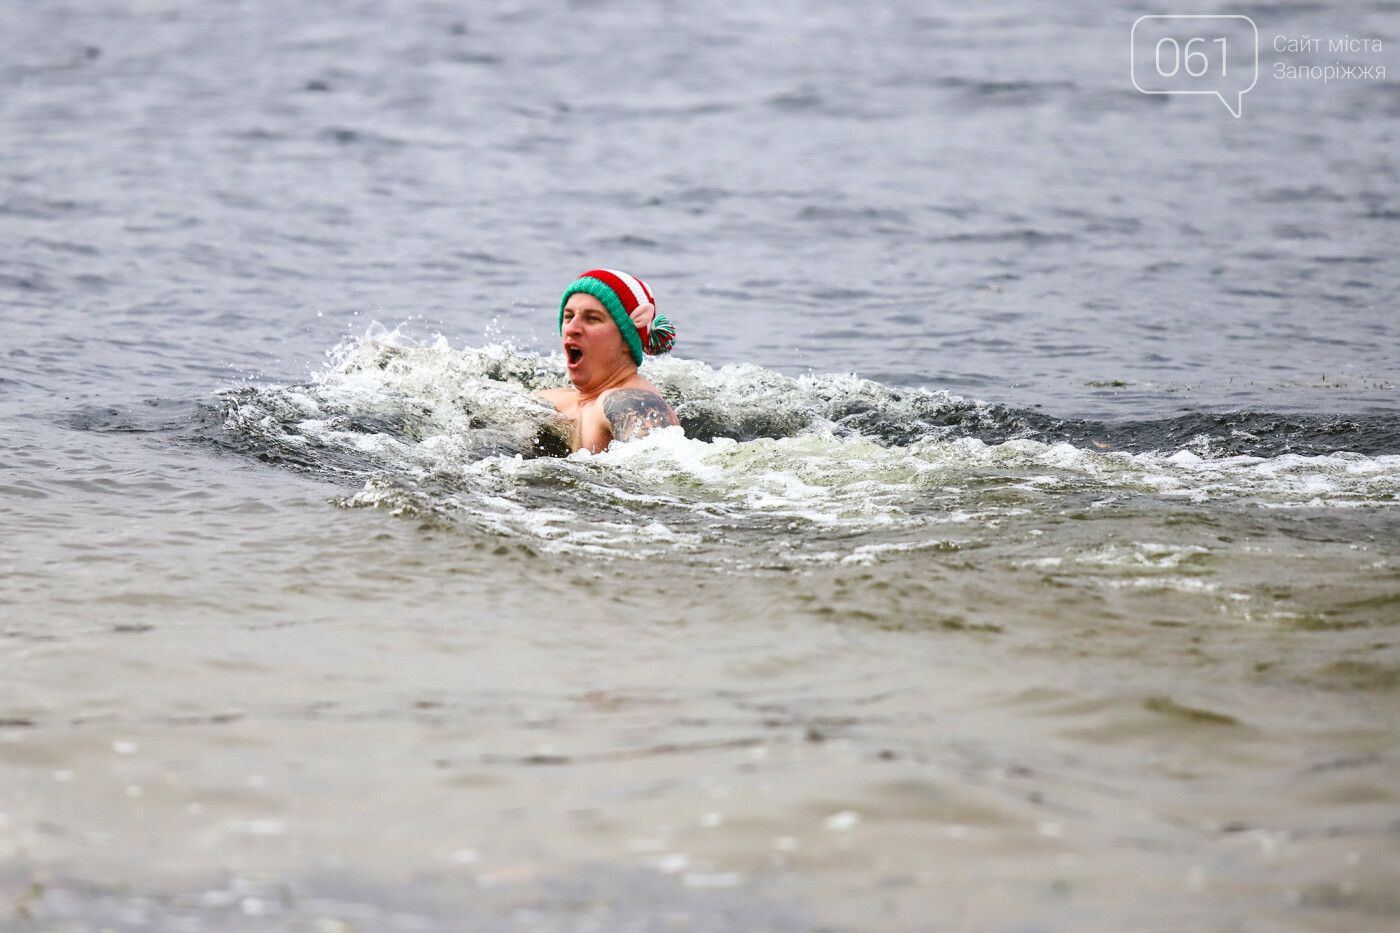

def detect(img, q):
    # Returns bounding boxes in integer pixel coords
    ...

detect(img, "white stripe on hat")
[603,269,650,309]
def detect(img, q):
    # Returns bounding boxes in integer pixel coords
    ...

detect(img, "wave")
[201,330,1400,564]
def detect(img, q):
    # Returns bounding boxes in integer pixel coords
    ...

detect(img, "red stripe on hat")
[606,269,651,309]
[580,269,639,314]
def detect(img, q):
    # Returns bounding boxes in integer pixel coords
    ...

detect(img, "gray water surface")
[2,1,1398,931]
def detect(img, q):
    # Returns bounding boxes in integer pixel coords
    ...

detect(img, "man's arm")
[534,388,580,453]
[602,388,674,443]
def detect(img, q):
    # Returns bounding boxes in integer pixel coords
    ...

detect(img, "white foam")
[224,334,1400,564]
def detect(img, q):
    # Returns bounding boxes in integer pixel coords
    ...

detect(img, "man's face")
[561,292,630,391]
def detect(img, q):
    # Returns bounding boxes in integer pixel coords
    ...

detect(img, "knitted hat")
[558,269,676,366]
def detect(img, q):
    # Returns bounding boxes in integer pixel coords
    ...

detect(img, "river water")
[2,1,1398,931]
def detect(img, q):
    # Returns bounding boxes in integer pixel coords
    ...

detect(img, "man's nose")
[563,316,583,335]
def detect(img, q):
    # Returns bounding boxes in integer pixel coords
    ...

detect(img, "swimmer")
[537,269,680,453]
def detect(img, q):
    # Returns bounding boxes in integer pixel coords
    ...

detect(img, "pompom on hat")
[558,269,675,366]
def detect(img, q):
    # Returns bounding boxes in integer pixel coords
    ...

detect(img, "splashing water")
[216,331,1400,565]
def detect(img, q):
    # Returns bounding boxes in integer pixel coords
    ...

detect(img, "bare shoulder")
[536,387,576,412]
[601,386,678,443]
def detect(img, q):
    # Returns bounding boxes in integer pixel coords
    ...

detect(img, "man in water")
[537,269,680,453]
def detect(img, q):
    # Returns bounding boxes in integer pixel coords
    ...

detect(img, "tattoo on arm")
[603,389,673,443]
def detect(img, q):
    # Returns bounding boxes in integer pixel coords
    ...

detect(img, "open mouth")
[566,346,583,366]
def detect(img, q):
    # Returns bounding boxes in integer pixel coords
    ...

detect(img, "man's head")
[557,270,676,391]
[560,290,635,392]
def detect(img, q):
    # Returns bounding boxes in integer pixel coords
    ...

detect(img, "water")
[2,0,1398,930]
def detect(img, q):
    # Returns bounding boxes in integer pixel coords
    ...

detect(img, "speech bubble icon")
[1131,15,1258,117]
